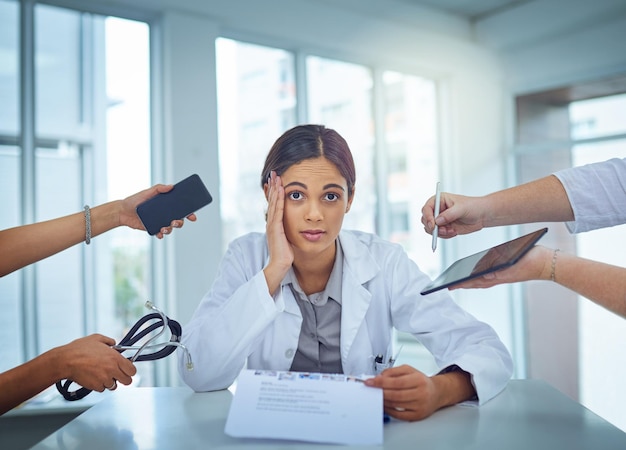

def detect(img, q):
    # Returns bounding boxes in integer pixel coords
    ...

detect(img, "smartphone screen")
[136,174,213,235]
[420,227,548,295]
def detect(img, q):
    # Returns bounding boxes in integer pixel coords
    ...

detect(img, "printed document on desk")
[224,369,383,445]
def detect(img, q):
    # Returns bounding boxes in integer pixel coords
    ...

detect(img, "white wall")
[475,0,626,94]
[158,12,223,326]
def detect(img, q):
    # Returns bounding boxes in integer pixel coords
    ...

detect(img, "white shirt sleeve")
[554,157,626,233]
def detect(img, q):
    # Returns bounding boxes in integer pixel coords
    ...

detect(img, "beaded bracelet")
[550,249,560,282]
[84,205,92,245]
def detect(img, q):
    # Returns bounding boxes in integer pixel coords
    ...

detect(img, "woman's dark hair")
[260,124,356,198]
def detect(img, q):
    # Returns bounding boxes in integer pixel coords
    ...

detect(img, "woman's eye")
[325,193,339,201]
[288,191,303,200]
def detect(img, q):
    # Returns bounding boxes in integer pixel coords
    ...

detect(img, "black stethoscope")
[56,301,193,401]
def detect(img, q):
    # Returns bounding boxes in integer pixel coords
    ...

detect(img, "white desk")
[31,380,626,449]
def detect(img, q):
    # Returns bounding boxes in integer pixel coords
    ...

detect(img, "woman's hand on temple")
[263,172,294,295]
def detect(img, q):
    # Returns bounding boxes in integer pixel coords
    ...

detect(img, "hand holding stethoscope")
[56,301,193,401]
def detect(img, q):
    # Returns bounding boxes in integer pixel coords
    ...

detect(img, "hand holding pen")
[363,364,453,422]
[432,182,441,252]
[421,189,486,239]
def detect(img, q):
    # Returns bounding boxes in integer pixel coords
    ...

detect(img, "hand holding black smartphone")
[136,174,213,235]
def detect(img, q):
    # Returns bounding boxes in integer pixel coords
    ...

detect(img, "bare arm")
[451,246,626,318]
[481,175,574,227]
[0,184,196,277]
[551,251,626,318]
[422,175,575,238]
[0,334,136,415]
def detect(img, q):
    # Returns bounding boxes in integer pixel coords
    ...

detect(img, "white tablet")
[420,227,548,295]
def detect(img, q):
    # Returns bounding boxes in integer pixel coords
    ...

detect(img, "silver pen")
[432,182,441,252]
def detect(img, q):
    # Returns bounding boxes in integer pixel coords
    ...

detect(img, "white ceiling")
[395,0,533,21]
[358,0,626,51]
[309,0,626,53]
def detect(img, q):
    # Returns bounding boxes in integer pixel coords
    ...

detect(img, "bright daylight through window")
[0,1,157,405]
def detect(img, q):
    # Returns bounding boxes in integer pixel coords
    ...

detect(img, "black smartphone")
[136,174,213,235]
[420,227,548,295]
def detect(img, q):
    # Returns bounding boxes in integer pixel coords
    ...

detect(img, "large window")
[516,81,626,432]
[306,56,376,234]
[0,0,21,372]
[216,38,441,373]
[216,39,296,246]
[0,1,157,405]
[570,93,626,432]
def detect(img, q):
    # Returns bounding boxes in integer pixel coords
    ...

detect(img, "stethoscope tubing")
[56,302,191,401]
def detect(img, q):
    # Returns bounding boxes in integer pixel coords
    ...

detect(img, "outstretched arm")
[451,245,626,318]
[421,175,574,238]
[0,184,197,277]
[0,334,136,415]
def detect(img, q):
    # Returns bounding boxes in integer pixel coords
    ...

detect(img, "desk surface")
[32,380,626,450]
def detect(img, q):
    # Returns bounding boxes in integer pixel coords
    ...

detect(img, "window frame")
[2,1,171,408]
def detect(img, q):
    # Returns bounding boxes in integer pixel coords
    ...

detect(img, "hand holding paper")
[225,370,383,446]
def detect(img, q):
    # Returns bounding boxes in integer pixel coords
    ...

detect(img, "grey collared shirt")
[286,242,343,374]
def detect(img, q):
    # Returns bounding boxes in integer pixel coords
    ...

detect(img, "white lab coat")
[179,230,513,405]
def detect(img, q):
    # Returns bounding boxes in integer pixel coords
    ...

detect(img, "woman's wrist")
[432,369,475,408]
[91,200,125,235]
[537,246,557,281]
[475,195,493,229]
[482,192,517,228]
[38,347,66,383]
[263,262,290,297]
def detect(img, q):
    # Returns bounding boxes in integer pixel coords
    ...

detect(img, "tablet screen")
[420,227,548,295]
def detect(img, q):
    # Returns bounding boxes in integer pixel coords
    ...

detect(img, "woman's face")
[278,157,353,259]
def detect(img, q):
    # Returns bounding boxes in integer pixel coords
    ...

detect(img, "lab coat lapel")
[338,232,379,371]
[258,282,302,370]
[281,283,302,316]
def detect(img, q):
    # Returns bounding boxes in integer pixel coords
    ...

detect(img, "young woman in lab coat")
[179,124,513,421]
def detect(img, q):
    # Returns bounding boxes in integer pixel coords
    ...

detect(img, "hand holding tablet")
[421,228,548,295]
